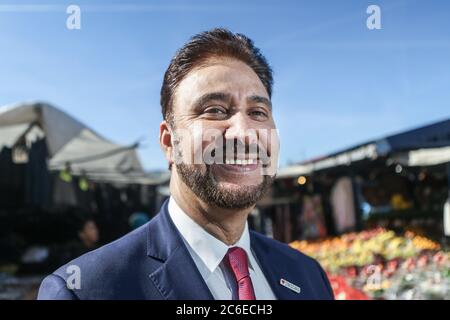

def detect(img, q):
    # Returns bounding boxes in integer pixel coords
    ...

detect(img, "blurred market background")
[0,0,449,300]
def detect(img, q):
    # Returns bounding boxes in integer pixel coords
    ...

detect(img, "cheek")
[257,124,278,152]
[268,129,280,154]
[191,122,225,164]
[177,139,194,164]
[202,129,225,160]
[175,127,209,165]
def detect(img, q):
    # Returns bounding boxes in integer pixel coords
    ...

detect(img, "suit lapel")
[250,232,303,300]
[149,245,214,300]
[146,200,214,300]
[146,200,307,300]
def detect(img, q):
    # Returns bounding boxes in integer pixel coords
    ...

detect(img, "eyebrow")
[192,92,232,110]
[192,92,272,111]
[247,95,272,110]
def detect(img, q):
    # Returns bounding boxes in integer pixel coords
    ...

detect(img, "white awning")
[276,164,312,178]
[0,101,156,184]
[391,146,450,167]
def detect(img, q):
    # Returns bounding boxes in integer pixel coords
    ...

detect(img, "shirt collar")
[168,196,254,275]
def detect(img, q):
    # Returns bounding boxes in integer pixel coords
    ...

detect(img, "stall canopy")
[0,101,166,184]
[278,118,450,178]
[390,146,450,167]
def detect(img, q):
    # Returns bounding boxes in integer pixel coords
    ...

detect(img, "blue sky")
[1,0,449,171]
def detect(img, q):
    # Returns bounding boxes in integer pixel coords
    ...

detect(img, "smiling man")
[38,28,334,300]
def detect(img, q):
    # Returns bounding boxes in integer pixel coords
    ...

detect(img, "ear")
[159,120,173,167]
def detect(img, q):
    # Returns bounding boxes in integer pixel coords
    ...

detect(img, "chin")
[216,180,261,190]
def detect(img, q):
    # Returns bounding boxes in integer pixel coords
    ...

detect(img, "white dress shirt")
[168,196,277,300]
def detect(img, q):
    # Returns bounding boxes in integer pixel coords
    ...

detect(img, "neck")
[81,238,95,249]
[170,173,253,246]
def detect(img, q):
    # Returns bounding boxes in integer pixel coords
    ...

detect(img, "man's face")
[168,56,279,209]
[79,220,99,246]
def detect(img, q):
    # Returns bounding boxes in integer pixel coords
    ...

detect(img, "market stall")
[264,118,450,242]
[0,102,169,291]
[290,228,449,299]
[258,119,450,299]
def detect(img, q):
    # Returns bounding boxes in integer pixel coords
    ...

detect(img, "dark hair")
[73,213,94,234]
[160,28,273,123]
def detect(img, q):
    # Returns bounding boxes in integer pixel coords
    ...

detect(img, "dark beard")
[176,163,275,209]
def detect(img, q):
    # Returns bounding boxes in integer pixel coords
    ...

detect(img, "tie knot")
[226,247,250,281]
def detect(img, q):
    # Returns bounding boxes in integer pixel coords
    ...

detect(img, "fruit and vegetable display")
[290,228,449,300]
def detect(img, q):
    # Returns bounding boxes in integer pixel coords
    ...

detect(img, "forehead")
[173,57,269,110]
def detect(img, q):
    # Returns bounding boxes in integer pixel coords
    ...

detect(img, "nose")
[224,112,257,147]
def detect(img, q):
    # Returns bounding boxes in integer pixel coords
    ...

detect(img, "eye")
[249,109,268,119]
[204,106,227,115]
[205,106,226,113]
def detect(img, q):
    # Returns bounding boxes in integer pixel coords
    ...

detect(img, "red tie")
[226,247,256,300]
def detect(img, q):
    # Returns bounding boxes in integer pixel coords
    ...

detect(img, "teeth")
[224,158,256,165]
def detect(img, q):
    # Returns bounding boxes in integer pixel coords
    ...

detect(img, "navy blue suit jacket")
[38,200,334,300]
